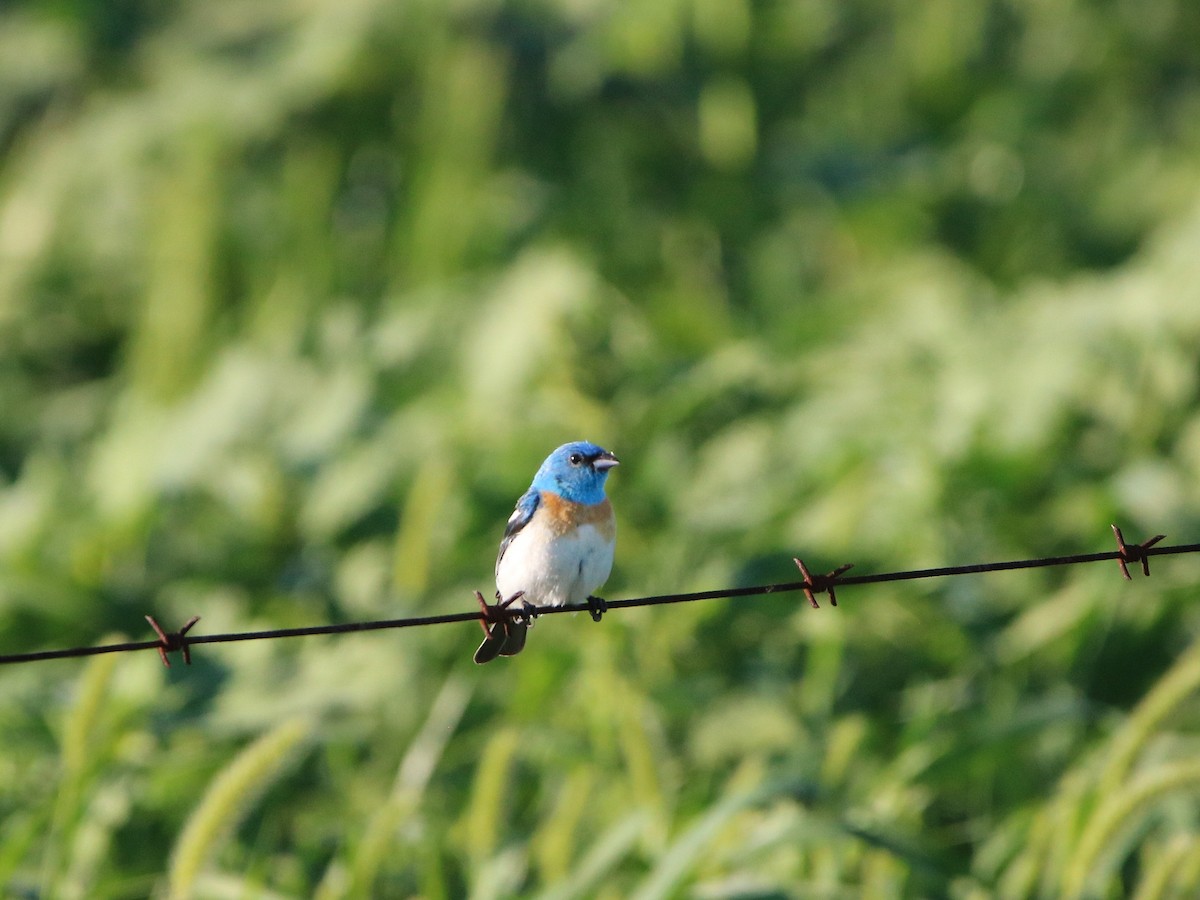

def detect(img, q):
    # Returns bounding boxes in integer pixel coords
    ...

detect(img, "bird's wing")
[495,488,541,575]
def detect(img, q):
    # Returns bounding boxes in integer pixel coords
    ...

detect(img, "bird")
[474,441,619,664]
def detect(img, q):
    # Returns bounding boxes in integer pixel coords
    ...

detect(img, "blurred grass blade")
[1131,834,1196,900]
[535,810,652,900]
[460,727,522,872]
[41,647,121,895]
[167,718,313,900]
[629,783,779,900]
[1097,634,1200,797]
[1062,760,1200,899]
[323,675,473,899]
[532,768,595,884]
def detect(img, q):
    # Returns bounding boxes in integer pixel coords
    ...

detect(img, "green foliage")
[168,717,312,899]
[2,0,1200,896]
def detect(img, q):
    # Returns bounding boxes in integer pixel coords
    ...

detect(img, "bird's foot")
[512,599,540,626]
[586,594,608,623]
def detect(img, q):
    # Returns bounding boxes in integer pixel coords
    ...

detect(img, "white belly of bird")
[496,520,614,609]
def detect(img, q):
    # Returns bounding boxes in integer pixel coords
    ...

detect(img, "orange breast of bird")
[539,492,616,543]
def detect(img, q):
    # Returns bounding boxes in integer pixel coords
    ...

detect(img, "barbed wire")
[0,525,1193,668]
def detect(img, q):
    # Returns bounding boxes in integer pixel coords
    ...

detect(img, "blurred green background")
[2,0,1200,896]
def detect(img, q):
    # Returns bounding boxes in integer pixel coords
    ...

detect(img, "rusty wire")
[0,525,1194,668]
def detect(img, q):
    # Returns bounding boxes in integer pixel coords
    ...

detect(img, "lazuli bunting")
[474,441,619,664]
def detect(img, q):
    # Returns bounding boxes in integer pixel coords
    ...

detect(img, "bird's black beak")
[592,451,619,471]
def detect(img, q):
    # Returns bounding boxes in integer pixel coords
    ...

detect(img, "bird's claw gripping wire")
[145,615,201,667]
[474,591,533,664]
[1112,524,1166,580]
[793,559,853,608]
[586,595,608,622]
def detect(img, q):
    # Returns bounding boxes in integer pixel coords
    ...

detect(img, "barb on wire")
[793,559,853,608]
[146,615,201,667]
[1112,524,1166,580]
[1,525,1197,668]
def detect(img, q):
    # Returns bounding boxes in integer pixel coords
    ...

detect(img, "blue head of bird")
[530,441,619,504]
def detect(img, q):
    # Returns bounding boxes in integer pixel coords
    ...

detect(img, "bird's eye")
[568,453,584,465]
